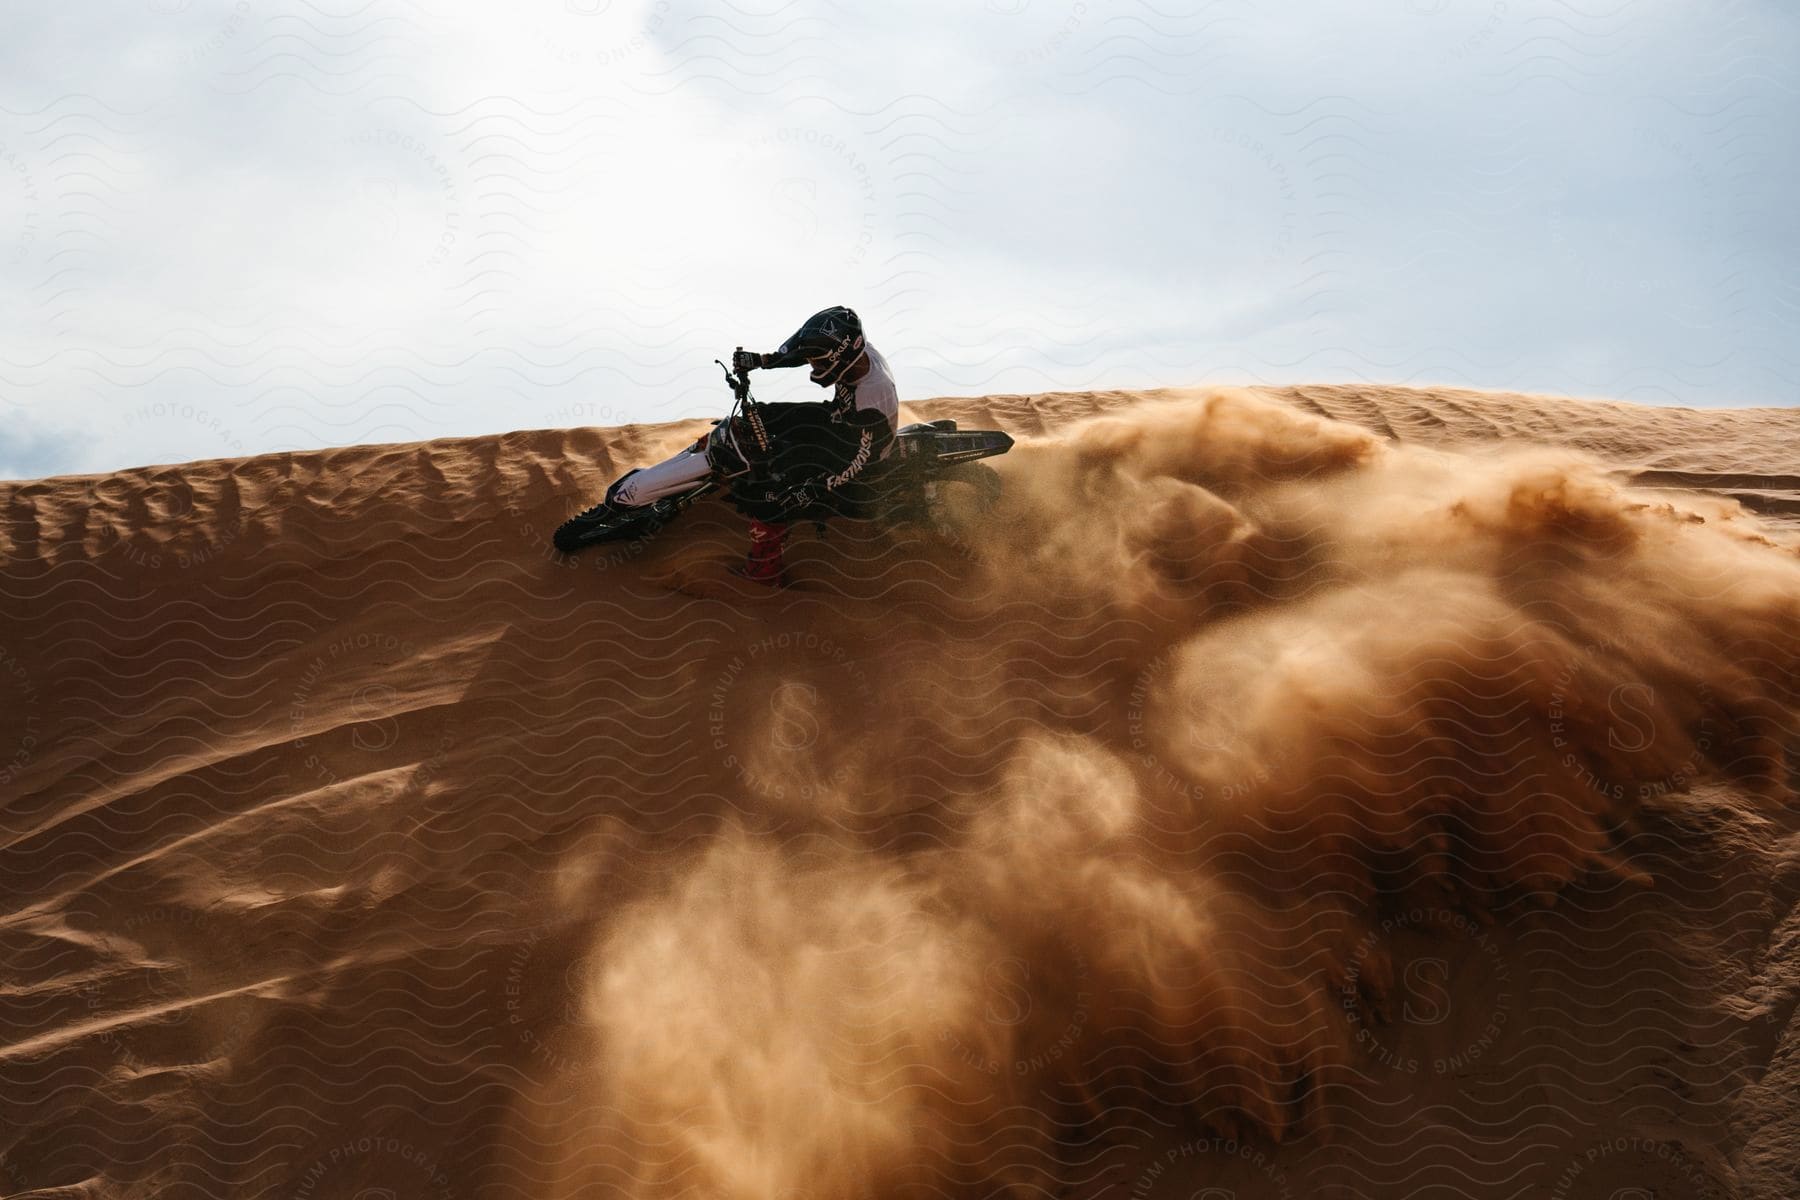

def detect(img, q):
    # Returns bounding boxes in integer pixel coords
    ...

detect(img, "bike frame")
[551,353,1013,553]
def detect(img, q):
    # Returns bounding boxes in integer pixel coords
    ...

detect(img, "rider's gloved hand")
[731,348,765,375]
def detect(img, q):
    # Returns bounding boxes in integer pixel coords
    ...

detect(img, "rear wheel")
[930,462,1003,512]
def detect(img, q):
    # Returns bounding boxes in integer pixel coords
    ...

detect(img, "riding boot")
[734,518,790,586]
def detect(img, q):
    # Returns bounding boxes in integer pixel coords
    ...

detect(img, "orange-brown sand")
[2,384,1797,1199]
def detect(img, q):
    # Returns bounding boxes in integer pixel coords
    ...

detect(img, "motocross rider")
[603,306,899,585]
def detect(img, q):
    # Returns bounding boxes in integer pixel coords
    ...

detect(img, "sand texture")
[2,384,1798,1199]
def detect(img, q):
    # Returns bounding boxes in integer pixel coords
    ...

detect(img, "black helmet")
[777,306,865,387]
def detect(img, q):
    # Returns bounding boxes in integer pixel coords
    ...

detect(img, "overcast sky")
[1,0,1795,477]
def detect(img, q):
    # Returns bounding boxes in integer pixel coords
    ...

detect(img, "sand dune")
[2,384,1797,1199]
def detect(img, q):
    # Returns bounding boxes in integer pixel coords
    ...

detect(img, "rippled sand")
[2,384,1796,1199]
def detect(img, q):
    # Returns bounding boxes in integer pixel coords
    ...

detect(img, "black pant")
[726,402,891,523]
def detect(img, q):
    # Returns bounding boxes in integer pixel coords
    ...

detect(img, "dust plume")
[521,388,1800,1198]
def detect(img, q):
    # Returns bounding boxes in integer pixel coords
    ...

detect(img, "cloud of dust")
[537,388,1800,1198]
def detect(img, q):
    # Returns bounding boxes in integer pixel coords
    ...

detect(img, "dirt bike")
[552,355,1014,553]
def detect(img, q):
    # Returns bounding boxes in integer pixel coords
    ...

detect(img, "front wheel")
[552,480,718,553]
[552,501,668,552]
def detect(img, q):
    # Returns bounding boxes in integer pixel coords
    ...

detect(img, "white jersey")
[844,343,899,453]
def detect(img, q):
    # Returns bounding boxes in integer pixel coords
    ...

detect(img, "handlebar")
[713,348,770,457]
[715,350,754,403]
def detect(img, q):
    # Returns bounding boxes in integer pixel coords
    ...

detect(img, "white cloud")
[0,0,1794,477]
